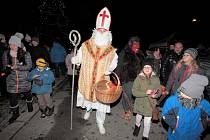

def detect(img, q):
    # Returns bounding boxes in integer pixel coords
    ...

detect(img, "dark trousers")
[67,75,78,89]
[122,81,134,112]
[10,92,33,109]
[52,62,66,78]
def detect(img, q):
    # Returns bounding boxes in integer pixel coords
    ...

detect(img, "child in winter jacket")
[162,74,210,140]
[28,58,55,118]
[132,59,160,139]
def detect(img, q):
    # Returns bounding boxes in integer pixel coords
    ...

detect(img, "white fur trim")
[139,71,156,77]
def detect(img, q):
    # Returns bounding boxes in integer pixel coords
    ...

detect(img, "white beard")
[93,30,112,47]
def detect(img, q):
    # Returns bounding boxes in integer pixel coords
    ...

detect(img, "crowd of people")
[0,6,210,140]
[114,32,210,139]
[70,7,210,140]
[0,32,67,123]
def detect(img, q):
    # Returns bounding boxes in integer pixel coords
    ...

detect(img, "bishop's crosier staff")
[69,30,81,130]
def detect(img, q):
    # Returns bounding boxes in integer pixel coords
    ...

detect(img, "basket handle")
[103,72,121,89]
[110,72,121,89]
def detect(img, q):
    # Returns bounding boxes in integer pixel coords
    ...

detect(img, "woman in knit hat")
[162,73,210,140]
[2,35,33,124]
[165,48,199,95]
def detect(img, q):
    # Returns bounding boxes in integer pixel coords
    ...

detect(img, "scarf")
[178,95,201,109]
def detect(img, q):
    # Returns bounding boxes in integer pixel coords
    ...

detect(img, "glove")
[71,56,80,65]
[4,66,11,75]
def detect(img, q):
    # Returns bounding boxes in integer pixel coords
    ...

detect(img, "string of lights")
[39,0,65,25]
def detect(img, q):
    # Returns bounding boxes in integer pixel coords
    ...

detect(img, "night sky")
[1,0,210,49]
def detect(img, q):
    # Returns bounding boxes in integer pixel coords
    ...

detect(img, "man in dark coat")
[160,41,184,86]
[115,36,145,120]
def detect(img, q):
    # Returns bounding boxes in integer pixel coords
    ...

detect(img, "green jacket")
[132,72,160,116]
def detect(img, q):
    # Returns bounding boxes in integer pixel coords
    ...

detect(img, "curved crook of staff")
[69,30,81,130]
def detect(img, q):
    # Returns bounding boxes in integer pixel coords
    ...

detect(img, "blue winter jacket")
[162,93,210,140]
[28,67,55,94]
[50,42,67,63]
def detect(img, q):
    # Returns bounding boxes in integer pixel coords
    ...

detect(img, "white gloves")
[71,56,81,65]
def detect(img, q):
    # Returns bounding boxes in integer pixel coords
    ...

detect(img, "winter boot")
[142,137,149,140]
[133,125,140,136]
[8,107,20,124]
[27,102,33,112]
[40,108,47,118]
[46,106,54,116]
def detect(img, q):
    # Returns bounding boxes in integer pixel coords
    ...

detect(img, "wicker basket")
[95,72,122,104]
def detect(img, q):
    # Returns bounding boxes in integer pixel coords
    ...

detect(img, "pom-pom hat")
[178,74,208,99]
[9,35,21,48]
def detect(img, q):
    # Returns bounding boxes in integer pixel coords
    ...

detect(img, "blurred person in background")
[196,44,210,102]
[50,37,67,78]
[0,34,8,98]
[160,41,184,87]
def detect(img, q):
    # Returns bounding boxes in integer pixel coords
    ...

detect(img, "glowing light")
[192,18,197,22]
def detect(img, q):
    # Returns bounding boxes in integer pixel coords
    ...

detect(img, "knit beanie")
[15,32,24,40]
[184,48,198,59]
[178,74,208,99]
[9,35,21,48]
[142,58,154,69]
